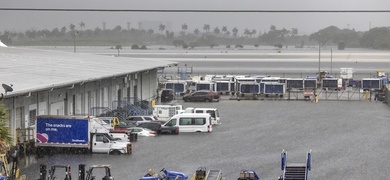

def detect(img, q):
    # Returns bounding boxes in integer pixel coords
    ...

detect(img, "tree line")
[1,22,390,50]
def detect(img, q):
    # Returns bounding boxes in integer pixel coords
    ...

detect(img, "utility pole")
[318,33,321,81]
[73,31,78,53]
[330,47,333,74]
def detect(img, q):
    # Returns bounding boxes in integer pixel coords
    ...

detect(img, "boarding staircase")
[279,150,311,180]
[91,98,153,121]
[112,99,151,115]
[205,169,222,180]
[284,164,306,180]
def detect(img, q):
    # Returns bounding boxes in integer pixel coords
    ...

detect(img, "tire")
[110,150,121,155]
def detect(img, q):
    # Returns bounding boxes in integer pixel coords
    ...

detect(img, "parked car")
[137,122,162,135]
[125,115,158,126]
[161,125,179,135]
[111,121,136,132]
[153,120,167,124]
[183,91,217,102]
[127,127,157,137]
[161,89,175,102]
[109,121,138,142]
[198,90,220,100]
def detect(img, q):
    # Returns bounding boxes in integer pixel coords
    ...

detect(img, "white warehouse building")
[0,47,176,145]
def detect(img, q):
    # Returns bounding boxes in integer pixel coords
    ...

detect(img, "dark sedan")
[138,121,179,135]
[137,122,162,135]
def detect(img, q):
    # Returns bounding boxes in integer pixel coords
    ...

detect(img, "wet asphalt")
[19,97,390,180]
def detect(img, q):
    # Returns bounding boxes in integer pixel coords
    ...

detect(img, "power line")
[1,8,390,13]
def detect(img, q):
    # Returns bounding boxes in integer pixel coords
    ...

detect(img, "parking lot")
[20,98,390,179]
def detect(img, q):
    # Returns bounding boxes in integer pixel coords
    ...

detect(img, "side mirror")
[103,138,109,143]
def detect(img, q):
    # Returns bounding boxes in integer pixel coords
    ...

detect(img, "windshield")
[105,134,118,141]
[206,110,216,118]
[164,118,177,126]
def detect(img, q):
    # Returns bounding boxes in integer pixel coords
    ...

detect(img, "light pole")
[73,31,78,53]
[330,47,333,74]
[318,33,321,80]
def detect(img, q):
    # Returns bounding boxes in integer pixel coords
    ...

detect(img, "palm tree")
[158,24,166,34]
[221,26,227,37]
[193,28,200,36]
[244,28,250,37]
[147,29,154,39]
[147,29,154,35]
[291,28,298,36]
[181,23,188,34]
[203,24,210,32]
[222,26,228,33]
[60,26,67,34]
[79,22,85,31]
[232,27,238,37]
[0,102,12,154]
[213,27,220,35]
[69,24,76,31]
[251,29,257,37]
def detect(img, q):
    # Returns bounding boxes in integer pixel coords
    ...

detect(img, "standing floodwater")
[19,99,390,179]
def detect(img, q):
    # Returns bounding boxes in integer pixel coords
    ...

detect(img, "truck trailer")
[35,115,132,156]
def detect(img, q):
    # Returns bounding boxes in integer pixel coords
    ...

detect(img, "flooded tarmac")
[19,99,390,179]
[16,47,390,179]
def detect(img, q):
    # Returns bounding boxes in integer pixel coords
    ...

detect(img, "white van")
[163,113,212,133]
[184,107,221,125]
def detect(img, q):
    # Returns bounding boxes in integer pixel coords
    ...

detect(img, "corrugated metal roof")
[0,47,176,96]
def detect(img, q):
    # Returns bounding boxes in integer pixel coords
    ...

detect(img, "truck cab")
[92,133,131,154]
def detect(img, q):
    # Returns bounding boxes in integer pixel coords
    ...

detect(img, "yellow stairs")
[0,153,9,177]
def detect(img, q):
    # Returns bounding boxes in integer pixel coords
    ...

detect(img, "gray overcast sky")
[1,0,390,35]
